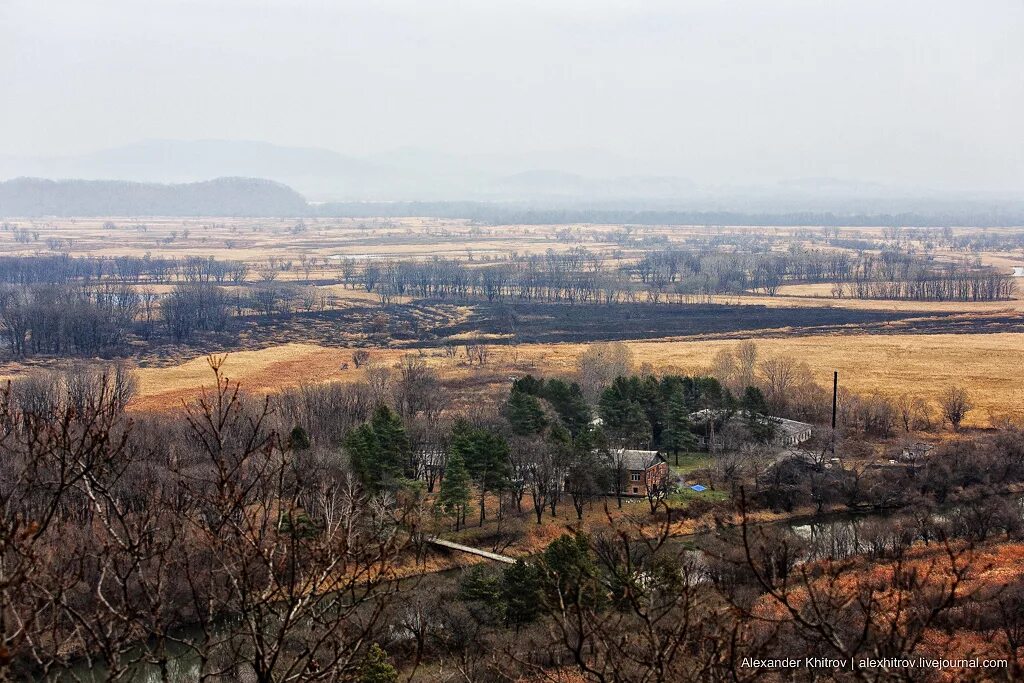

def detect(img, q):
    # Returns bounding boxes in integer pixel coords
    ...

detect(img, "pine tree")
[541,379,592,438]
[343,424,375,489]
[343,405,411,492]
[501,559,542,627]
[619,402,652,447]
[370,404,410,474]
[438,451,470,530]
[504,389,547,435]
[662,389,697,465]
[451,421,511,526]
[540,533,604,609]
[740,385,775,443]
[511,374,545,395]
[289,424,311,450]
[359,643,398,683]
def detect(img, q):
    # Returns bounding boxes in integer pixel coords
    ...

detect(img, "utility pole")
[831,371,838,456]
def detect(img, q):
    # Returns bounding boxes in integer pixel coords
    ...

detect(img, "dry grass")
[621,334,1024,427]
[130,344,410,411]
[127,332,1024,427]
[0,217,634,263]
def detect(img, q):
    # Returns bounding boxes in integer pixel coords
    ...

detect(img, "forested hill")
[3,176,1023,226]
[0,177,309,217]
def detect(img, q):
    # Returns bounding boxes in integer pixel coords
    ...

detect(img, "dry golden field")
[1,217,635,262]
[10,218,1023,273]
[125,332,1024,428]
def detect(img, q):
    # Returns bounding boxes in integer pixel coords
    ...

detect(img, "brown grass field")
[124,332,1024,428]
[10,218,1023,274]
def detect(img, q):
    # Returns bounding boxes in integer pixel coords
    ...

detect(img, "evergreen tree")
[598,377,652,447]
[370,405,410,469]
[458,564,503,604]
[661,389,698,465]
[618,401,652,447]
[343,425,376,489]
[359,643,398,683]
[740,385,776,443]
[511,374,545,395]
[343,405,410,492]
[541,378,592,438]
[450,421,511,526]
[289,424,311,451]
[636,375,666,444]
[501,559,542,627]
[740,385,769,414]
[457,564,505,622]
[540,533,605,609]
[438,450,470,530]
[504,389,547,436]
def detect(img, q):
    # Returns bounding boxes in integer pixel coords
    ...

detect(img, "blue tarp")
[690,484,707,492]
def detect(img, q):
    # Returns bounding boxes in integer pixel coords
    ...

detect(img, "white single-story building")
[690,409,813,449]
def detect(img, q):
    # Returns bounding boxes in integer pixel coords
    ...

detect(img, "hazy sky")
[2,0,1022,190]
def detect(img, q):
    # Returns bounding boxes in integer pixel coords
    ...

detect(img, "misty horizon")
[3,0,1023,196]
[13,136,1021,203]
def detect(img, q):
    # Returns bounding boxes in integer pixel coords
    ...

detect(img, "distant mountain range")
[2,140,1021,221]
[0,177,307,217]
[4,176,1023,226]
[0,139,699,202]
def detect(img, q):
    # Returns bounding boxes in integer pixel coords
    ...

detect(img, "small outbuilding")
[772,417,814,447]
[690,409,813,449]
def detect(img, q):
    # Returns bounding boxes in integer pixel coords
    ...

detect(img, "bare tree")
[393,354,442,420]
[578,342,634,402]
[735,340,759,391]
[761,358,798,411]
[940,386,974,431]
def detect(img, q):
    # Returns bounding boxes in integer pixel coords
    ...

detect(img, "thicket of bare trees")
[577,341,635,402]
[356,247,1013,304]
[0,360,424,681]
[1,354,1022,680]
[0,241,1012,359]
[711,342,976,435]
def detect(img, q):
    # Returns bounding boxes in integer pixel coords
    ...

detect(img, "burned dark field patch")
[428,301,1024,344]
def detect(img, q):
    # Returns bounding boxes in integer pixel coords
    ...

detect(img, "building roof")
[607,448,664,470]
[689,409,812,436]
[771,416,814,436]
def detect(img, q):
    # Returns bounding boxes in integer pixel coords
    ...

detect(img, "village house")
[606,449,670,497]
